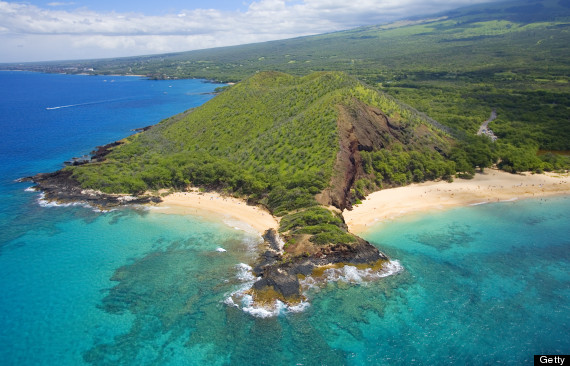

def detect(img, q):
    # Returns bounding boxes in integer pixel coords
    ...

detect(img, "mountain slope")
[68,71,453,213]
[28,71,457,300]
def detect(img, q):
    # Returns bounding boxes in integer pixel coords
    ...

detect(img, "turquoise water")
[352,197,570,364]
[0,209,258,365]
[0,72,568,365]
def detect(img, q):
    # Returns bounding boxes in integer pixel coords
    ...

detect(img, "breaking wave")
[36,192,114,213]
[224,260,403,318]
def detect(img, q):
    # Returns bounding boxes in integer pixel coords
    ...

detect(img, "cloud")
[47,2,75,6]
[0,0,497,62]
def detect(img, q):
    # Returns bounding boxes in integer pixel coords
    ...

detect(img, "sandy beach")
[149,170,569,236]
[344,169,570,234]
[150,190,279,235]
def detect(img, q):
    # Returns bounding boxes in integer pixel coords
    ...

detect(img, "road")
[477,109,498,141]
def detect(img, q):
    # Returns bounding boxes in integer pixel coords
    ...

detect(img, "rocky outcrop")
[21,170,160,208]
[252,229,388,298]
[90,141,124,162]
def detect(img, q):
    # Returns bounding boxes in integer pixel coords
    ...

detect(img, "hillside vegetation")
[67,71,454,245]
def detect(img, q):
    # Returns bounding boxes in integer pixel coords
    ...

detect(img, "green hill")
[26,71,461,300]
[69,72,453,212]
[28,70,458,299]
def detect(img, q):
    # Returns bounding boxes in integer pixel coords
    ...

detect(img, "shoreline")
[343,169,570,234]
[149,190,279,235]
[147,169,570,237]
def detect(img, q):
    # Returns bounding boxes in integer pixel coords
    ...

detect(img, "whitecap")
[286,300,311,313]
[216,247,227,253]
[242,299,283,318]
[299,260,404,290]
[223,296,238,308]
[117,195,138,202]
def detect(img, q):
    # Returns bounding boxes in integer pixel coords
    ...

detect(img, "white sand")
[343,169,570,234]
[148,170,569,236]
[150,190,279,235]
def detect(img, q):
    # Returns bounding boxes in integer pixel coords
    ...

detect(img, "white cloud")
[47,2,75,6]
[0,0,497,62]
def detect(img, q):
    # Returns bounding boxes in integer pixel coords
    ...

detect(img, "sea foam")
[36,192,114,213]
[224,260,403,318]
[224,263,311,318]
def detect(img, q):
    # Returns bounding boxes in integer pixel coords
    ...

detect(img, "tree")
[461,136,497,172]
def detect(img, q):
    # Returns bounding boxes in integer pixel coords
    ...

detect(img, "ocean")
[0,71,568,365]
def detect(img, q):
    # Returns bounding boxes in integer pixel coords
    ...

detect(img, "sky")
[0,0,498,63]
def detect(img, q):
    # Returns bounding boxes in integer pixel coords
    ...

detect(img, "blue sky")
[1,0,497,63]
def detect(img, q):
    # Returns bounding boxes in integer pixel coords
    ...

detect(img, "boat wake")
[46,97,131,110]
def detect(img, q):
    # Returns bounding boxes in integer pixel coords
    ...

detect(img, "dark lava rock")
[131,125,153,133]
[293,260,315,276]
[312,238,388,266]
[90,141,123,162]
[263,228,282,252]
[251,230,389,299]
[253,266,300,298]
[253,250,281,275]
[21,169,161,208]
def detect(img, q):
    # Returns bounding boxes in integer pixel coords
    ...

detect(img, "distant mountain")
[437,0,570,23]
[5,0,568,151]
[4,0,568,82]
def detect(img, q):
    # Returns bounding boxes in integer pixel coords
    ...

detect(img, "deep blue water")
[0,71,568,365]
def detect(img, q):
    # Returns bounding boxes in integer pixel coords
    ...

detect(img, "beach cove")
[344,169,570,233]
[151,190,279,235]
[147,169,570,238]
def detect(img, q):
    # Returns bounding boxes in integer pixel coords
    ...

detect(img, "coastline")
[147,169,570,237]
[149,190,279,235]
[343,169,570,234]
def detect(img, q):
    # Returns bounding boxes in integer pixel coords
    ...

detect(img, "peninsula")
[25,71,454,303]
[24,71,570,307]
